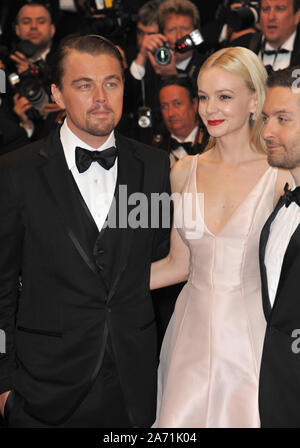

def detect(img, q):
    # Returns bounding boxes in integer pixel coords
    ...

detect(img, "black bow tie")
[283,182,300,207]
[75,146,117,173]
[169,138,193,154]
[264,48,290,56]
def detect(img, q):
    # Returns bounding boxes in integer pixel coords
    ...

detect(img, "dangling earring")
[250,112,257,121]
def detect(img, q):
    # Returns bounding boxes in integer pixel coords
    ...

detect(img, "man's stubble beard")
[267,151,300,170]
[85,113,117,137]
[31,38,52,55]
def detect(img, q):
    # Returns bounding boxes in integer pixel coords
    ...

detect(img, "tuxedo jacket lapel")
[94,133,144,300]
[38,129,100,277]
[39,128,146,296]
[273,222,300,308]
[259,195,285,320]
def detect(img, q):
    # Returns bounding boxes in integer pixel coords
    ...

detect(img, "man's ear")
[15,24,20,39]
[50,24,55,39]
[51,84,65,109]
[295,8,300,26]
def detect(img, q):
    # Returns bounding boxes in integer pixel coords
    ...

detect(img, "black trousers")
[4,350,131,428]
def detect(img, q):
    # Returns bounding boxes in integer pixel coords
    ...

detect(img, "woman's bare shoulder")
[170,155,195,193]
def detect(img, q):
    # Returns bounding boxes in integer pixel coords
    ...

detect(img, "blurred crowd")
[0,0,299,164]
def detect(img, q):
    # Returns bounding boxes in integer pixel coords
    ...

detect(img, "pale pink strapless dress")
[154,156,278,428]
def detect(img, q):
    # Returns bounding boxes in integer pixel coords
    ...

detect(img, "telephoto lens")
[154,46,172,65]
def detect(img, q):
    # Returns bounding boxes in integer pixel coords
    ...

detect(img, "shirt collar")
[176,54,193,71]
[171,125,198,143]
[60,118,116,170]
[31,46,51,62]
[265,30,296,52]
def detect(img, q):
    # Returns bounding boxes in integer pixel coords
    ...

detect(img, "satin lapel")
[272,222,300,310]
[38,129,99,276]
[94,134,144,300]
[259,195,285,320]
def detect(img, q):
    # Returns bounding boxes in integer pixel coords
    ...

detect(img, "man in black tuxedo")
[0,34,170,428]
[8,2,64,140]
[259,65,300,427]
[128,0,204,138]
[152,75,207,166]
[244,0,300,70]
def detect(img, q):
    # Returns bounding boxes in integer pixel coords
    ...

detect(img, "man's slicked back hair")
[52,34,124,89]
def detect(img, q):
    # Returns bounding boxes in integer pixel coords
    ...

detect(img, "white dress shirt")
[260,31,296,71]
[265,178,300,307]
[60,119,118,232]
[129,55,192,80]
[169,126,198,166]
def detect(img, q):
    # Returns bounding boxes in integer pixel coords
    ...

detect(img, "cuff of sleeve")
[20,121,34,138]
[129,61,145,80]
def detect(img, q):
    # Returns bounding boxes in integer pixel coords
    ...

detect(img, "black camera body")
[83,0,132,40]
[226,1,259,32]
[8,66,49,111]
[5,40,50,111]
[154,29,204,66]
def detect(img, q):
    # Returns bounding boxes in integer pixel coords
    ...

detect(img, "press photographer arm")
[9,51,32,75]
[135,32,167,68]
[13,93,33,133]
[148,49,178,76]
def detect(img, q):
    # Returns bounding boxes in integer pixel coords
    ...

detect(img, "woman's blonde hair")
[198,46,267,153]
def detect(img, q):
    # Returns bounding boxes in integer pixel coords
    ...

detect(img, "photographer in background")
[127,0,204,142]
[238,0,300,70]
[152,75,207,166]
[5,2,64,143]
[136,0,160,49]
[10,2,56,74]
[130,0,203,80]
[217,2,258,46]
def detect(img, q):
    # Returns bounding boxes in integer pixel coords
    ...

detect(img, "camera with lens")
[8,66,50,111]
[226,1,259,32]
[137,106,152,128]
[83,0,132,40]
[154,29,204,66]
[0,40,50,111]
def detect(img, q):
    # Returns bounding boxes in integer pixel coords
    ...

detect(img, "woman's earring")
[250,112,257,121]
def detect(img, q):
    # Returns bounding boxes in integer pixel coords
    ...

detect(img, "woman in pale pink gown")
[151,47,291,428]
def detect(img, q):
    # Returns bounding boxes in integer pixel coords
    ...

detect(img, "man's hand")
[10,51,32,74]
[0,391,11,418]
[135,33,167,68]
[39,102,65,119]
[148,50,178,76]
[13,93,33,129]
